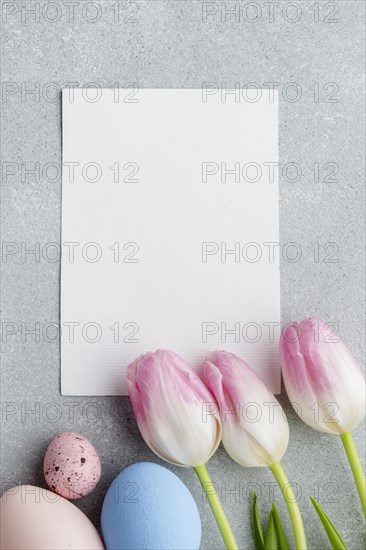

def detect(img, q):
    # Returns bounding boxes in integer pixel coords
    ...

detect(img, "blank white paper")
[61,88,280,395]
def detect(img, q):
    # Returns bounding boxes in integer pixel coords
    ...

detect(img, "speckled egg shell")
[44,432,101,499]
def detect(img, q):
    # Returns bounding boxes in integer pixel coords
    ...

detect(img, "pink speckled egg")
[44,432,101,499]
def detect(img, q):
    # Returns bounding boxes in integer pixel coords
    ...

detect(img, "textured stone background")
[1,1,365,548]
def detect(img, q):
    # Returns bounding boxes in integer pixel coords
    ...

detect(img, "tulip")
[280,317,366,515]
[127,349,221,467]
[127,350,238,550]
[204,350,307,550]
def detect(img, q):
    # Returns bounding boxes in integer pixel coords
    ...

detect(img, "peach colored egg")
[0,485,104,550]
[44,432,101,499]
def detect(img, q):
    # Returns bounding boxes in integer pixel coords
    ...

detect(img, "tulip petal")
[280,318,366,433]
[204,351,289,467]
[127,350,222,467]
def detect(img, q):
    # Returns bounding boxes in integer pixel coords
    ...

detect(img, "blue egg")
[101,462,201,550]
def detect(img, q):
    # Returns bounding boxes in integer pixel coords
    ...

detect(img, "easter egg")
[0,485,104,549]
[44,432,101,499]
[101,462,201,550]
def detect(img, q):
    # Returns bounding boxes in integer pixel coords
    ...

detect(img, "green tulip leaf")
[264,511,278,550]
[310,497,347,550]
[252,492,266,550]
[272,502,291,550]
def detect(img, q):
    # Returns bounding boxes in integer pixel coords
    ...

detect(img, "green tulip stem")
[194,464,239,550]
[270,461,307,550]
[340,431,366,515]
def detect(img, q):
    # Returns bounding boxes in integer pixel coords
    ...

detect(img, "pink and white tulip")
[204,351,307,549]
[280,318,366,434]
[203,351,289,467]
[127,349,222,467]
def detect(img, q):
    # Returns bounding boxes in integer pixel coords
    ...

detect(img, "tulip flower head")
[280,318,366,434]
[204,351,289,467]
[127,350,222,467]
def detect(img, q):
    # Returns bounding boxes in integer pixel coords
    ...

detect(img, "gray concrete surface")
[1,1,365,549]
